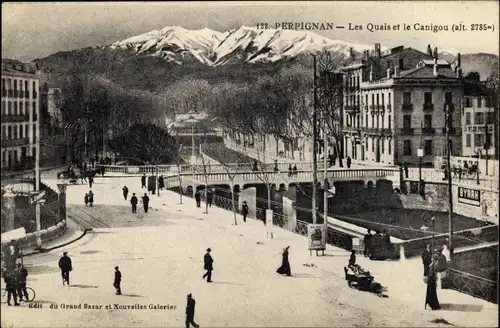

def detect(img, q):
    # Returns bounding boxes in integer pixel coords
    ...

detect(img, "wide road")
[1,177,495,327]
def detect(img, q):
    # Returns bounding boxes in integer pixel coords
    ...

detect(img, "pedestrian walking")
[130,193,138,213]
[158,175,165,191]
[84,193,89,207]
[58,252,72,286]
[421,244,432,279]
[100,165,105,176]
[403,163,409,179]
[88,190,94,206]
[113,266,122,295]
[241,201,249,223]
[185,294,200,328]
[89,176,93,188]
[3,269,19,306]
[348,250,357,267]
[141,174,146,189]
[206,189,213,207]
[15,263,29,302]
[292,164,297,176]
[202,248,213,283]
[195,190,201,207]
[346,156,352,169]
[288,164,293,177]
[252,161,258,171]
[142,193,150,213]
[276,246,291,276]
[122,186,129,200]
[274,159,279,172]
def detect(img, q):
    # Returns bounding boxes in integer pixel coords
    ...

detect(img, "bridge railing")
[446,268,498,304]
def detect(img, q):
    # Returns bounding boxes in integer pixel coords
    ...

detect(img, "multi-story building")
[342,45,463,166]
[1,61,40,170]
[461,73,496,158]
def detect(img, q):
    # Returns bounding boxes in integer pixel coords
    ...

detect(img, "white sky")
[2,1,499,61]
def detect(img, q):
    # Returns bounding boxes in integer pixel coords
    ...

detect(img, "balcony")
[1,113,29,123]
[1,89,5,97]
[400,128,414,135]
[402,103,414,111]
[422,127,435,135]
[423,103,434,111]
[444,103,455,112]
[1,137,29,148]
[442,127,457,135]
[14,90,19,98]
[345,105,360,114]
[19,91,24,98]
[8,90,13,97]
[363,127,393,136]
[25,91,29,98]
[33,91,38,99]
[369,105,375,111]
[386,104,392,112]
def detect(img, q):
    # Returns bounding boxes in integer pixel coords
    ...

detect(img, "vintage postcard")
[1,1,498,327]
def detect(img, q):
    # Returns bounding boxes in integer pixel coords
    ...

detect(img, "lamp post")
[312,54,318,225]
[35,97,42,249]
[445,104,453,260]
[484,121,490,176]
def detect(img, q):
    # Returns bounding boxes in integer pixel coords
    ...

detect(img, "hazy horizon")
[2,1,499,61]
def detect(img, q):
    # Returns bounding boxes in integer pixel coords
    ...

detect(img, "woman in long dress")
[425,255,441,310]
[276,246,291,276]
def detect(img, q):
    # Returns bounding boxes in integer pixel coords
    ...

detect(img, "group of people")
[2,262,29,306]
[84,190,95,206]
[363,229,394,259]
[140,173,166,191]
[122,186,150,214]
[194,189,214,208]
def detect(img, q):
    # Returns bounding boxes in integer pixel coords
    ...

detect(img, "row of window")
[346,91,455,110]
[465,133,493,148]
[464,112,495,125]
[2,123,36,140]
[1,78,37,93]
[1,147,37,167]
[464,97,492,108]
[345,75,361,89]
[1,100,37,116]
[403,91,453,105]
[403,139,435,156]
[402,114,446,129]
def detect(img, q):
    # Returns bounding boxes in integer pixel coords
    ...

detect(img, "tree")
[217,152,248,225]
[174,144,185,205]
[108,124,178,164]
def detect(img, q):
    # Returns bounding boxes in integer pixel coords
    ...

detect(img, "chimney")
[457,53,461,68]
[427,44,433,56]
[375,43,381,58]
[363,50,369,60]
[433,57,438,77]
[349,47,355,59]
[387,68,392,78]
[456,67,462,78]
[393,66,399,77]
[433,47,438,59]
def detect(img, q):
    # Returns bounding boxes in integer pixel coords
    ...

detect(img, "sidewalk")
[154,189,497,327]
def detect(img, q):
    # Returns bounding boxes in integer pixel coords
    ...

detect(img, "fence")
[446,268,498,304]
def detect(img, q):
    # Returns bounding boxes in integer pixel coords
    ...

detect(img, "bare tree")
[196,137,213,215]
[175,144,185,204]
[217,152,249,225]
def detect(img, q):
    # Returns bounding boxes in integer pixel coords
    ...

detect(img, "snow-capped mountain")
[110,25,382,66]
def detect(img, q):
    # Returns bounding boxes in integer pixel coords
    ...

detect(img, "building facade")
[461,75,496,158]
[342,45,463,166]
[1,61,40,170]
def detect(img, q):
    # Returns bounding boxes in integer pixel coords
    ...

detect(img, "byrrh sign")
[458,187,481,207]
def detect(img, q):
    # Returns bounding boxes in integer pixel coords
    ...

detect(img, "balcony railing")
[33,91,38,99]
[13,90,19,98]
[443,127,457,134]
[8,90,13,97]
[25,91,29,98]
[369,105,375,110]
[400,128,414,135]
[1,113,29,123]
[345,105,360,113]
[422,127,435,135]
[402,103,414,111]
[19,90,24,98]
[1,137,29,148]
[386,104,392,111]
[423,103,434,111]
[363,127,393,136]
[444,103,455,112]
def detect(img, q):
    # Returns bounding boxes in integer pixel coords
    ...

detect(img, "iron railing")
[446,268,498,304]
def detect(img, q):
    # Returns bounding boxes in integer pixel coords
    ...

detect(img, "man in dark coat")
[141,174,146,189]
[58,252,72,286]
[241,201,249,223]
[89,176,93,188]
[122,186,129,200]
[206,189,213,207]
[363,229,372,257]
[346,156,352,169]
[88,190,94,206]
[194,191,201,207]
[292,164,298,176]
[425,255,441,310]
[16,263,29,302]
[130,193,138,213]
[421,244,432,278]
[142,193,150,213]
[158,175,165,190]
[114,266,122,295]
[185,293,200,328]
[202,248,213,283]
[4,269,19,306]
[348,250,356,267]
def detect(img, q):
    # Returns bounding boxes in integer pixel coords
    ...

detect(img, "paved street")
[1,177,497,327]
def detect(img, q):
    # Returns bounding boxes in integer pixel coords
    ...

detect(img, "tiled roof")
[397,66,457,78]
